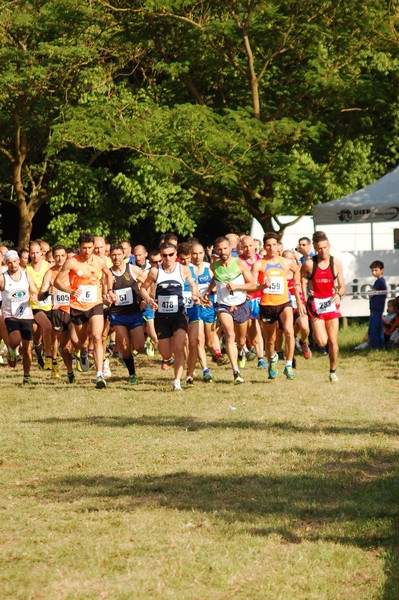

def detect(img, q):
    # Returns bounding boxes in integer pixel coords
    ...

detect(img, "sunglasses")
[151,259,163,264]
[162,252,175,257]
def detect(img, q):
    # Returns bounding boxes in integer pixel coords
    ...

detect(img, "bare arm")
[334,258,345,302]
[290,261,306,315]
[246,259,270,293]
[140,267,159,310]
[101,261,117,303]
[181,265,200,305]
[225,259,254,293]
[26,272,39,302]
[54,258,75,296]
[38,269,52,301]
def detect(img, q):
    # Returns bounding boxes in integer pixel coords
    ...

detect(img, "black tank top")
[110,265,141,315]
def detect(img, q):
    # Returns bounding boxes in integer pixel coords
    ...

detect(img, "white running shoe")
[354,342,369,350]
[103,357,112,378]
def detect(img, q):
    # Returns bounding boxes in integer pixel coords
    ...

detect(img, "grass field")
[1,323,399,599]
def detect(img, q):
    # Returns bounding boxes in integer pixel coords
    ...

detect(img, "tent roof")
[313,166,399,224]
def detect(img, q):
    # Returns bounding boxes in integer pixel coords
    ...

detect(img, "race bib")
[314,296,335,315]
[158,295,178,314]
[115,287,133,306]
[11,291,29,316]
[54,291,70,307]
[264,276,284,295]
[183,291,193,309]
[198,283,209,296]
[37,296,52,308]
[77,285,98,303]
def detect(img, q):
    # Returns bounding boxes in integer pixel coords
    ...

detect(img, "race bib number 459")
[264,276,284,295]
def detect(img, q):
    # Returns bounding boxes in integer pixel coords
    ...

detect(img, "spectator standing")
[368,260,387,349]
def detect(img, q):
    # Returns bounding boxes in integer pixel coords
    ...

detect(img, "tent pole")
[371,222,374,250]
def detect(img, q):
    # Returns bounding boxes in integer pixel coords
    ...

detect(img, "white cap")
[4,250,19,261]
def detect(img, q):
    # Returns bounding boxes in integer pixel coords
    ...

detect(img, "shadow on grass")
[36,448,399,597]
[24,414,399,436]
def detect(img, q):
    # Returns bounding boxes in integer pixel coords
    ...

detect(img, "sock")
[286,360,293,367]
[96,371,103,378]
[123,355,135,376]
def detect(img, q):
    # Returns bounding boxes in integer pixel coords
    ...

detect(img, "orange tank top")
[259,259,289,306]
[69,254,102,311]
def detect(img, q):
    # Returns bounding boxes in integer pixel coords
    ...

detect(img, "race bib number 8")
[158,295,178,313]
[315,296,335,315]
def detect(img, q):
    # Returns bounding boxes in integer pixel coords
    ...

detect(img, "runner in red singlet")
[301,231,345,383]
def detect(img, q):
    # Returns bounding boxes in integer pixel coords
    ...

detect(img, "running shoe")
[88,349,94,359]
[257,359,267,368]
[245,347,257,361]
[74,351,83,373]
[300,340,311,359]
[23,375,32,385]
[237,351,246,370]
[268,354,278,379]
[67,371,76,384]
[167,356,175,366]
[283,365,295,380]
[34,344,44,369]
[172,381,183,391]
[329,372,339,383]
[215,353,229,365]
[51,362,60,378]
[145,337,155,357]
[233,371,245,384]
[7,349,17,368]
[203,369,213,382]
[80,351,90,372]
[129,374,138,385]
[185,376,194,385]
[161,359,171,371]
[277,351,284,361]
[355,342,369,350]
[95,375,106,389]
[44,357,52,371]
[103,357,112,378]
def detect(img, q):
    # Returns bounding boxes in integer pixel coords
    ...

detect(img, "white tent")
[313,165,399,226]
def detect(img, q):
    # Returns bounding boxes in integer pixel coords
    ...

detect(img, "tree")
[53,0,399,237]
[0,0,132,246]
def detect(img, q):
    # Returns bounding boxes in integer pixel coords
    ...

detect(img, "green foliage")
[47,160,197,245]
[1,0,399,243]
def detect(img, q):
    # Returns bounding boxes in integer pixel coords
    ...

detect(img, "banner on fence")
[332,249,399,317]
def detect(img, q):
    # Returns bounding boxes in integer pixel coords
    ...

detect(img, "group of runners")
[0,229,345,390]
